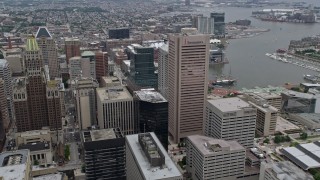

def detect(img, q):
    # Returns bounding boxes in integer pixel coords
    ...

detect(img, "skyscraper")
[205,97,256,148]
[158,44,168,99]
[65,38,80,65]
[95,52,108,82]
[108,28,130,39]
[127,44,157,90]
[36,27,59,79]
[0,59,13,123]
[134,89,168,150]
[13,35,62,132]
[81,51,96,79]
[168,32,209,143]
[210,12,226,37]
[0,79,9,132]
[197,16,214,35]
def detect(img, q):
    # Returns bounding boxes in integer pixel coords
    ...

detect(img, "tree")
[64,145,70,160]
[314,172,320,180]
[65,120,68,126]
[81,164,86,173]
[263,138,270,144]
[34,159,39,165]
[300,132,308,140]
[274,135,281,144]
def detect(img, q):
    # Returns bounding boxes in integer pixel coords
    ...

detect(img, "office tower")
[108,28,130,39]
[69,56,82,79]
[6,54,23,76]
[197,16,214,34]
[97,85,137,135]
[0,59,13,123]
[74,78,98,130]
[168,33,209,143]
[36,27,59,79]
[0,79,9,132]
[0,149,32,180]
[81,51,96,79]
[13,36,62,132]
[46,80,62,130]
[158,44,168,99]
[134,89,168,150]
[186,135,245,180]
[205,97,256,148]
[127,44,157,90]
[65,37,80,64]
[259,161,314,180]
[83,128,126,180]
[247,101,278,137]
[95,52,108,82]
[126,132,182,180]
[210,12,226,36]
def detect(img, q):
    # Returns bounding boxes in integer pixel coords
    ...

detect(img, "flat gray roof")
[207,97,252,112]
[268,161,314,180]
[126,133,182,180]
[187,135,245,155]
[0,149,30,180]
[297,113,320,123]
[134,89,167,103]
[281,146,320,170]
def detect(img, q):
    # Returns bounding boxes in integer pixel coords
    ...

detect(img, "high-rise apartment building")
[14,36,62,132]
[65,38,81,64]
[168,32,209,143]
[97,85,137,135]
[127,44,157,90]
[210,12,226,37]
[126,132,183,180]
[205,97,256,148]
[186,135,246,180]
[74,78,98,130]
[158,44,168,99]
[95,52,108,82]
[134,89,168,150]
[83,128,126,180]
[36,27,59,79]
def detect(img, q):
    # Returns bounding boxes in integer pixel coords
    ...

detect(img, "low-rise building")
[288,113,320,130]
[0,149,32,180]
[259,161,314,180]
[18,141,53,166]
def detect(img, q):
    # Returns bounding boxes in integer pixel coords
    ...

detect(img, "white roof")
[207,97,252,112]
[282,146,320,170]
[0,164,27,180]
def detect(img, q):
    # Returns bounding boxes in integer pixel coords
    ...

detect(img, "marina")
[265,52,320,73]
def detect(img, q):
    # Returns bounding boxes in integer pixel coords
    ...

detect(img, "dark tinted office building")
[127,44,157,90]
[108,28,130,39]
[82,128,126,180]
[134,89,168,150]
[210,12,225,36]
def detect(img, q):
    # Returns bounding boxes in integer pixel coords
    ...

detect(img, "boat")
[304,74,317,82]
[212,78,237,86]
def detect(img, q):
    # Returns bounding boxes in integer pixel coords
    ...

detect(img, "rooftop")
[241,86,287,95]
[18,142,50,152]
[207,97,253,112]
[266,161,314,180]
[35,27,52,38]
[83,128,123,142]
[17,129,49,137]
[81,51,95,57]
[0,149,29,180]
[33,172,64,180]
[276,117,300,133]
[296,113,320,124]
[187,135,245,155]
[126,133,182,180]
[25,35,39,51]
[134,89,167,103]
[97,86,132,101]
[282,90,315,99]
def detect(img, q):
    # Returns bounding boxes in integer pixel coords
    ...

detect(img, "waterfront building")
[281,90,320,113]
[134,89,168,150]
[65,37,81,65]
[14,36,62,132]
[289,113,320,130]
[36,27,59,79]
[168,32,209,143]
[97,86,137,135]
[0,149,32,180]
[95,51,108,83]
[126,132,182,180]
[259,161,314,180]
[210,12,226,37]
[74,78,98,130]
[186,135,246,180]
[205,97,256,148]
[127,44,158,90]
[0,59,12,128]
[158,44,168,99]
[108,28,130,39]
[83,128,126,180]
